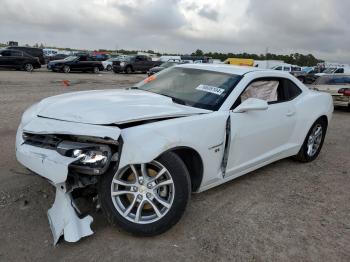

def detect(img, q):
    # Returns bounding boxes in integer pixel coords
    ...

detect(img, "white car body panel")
[36,89,210,125]
[15,64,333,244]
[102,60,112,69]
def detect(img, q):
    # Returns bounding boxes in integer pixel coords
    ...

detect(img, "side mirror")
[233,98,268,113]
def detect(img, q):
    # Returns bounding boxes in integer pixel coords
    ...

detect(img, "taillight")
[338,88,350,96]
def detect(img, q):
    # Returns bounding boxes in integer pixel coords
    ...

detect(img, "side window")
[241,80,279,103]
[283,66,291,71]
[232,78,302,109]
[275,66,282,70]
[135,56,143,61]
[14,51,23,57]
[1,50,12,56]
[281,79,302,100]
[78,56,87,61]
[335,68,344,73]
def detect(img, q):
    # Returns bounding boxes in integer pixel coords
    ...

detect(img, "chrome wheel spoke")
[140,163,148,181]
[135,200,144,223]
[112,190,135,196]
[146,199,162,217]
[314,126,322,137]
[113,178,135,187]
[154,179,173,189]
[148,168,167,183]
[123,196,137,216]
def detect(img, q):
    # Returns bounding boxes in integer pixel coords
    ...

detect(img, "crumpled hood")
[36,89,210,125]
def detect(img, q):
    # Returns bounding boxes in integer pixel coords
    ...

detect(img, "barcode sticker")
[196,84,225,95]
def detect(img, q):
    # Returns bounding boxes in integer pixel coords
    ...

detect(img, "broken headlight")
[57,141,112,175]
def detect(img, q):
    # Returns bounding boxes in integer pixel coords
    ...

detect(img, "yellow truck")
[224,58,254,66]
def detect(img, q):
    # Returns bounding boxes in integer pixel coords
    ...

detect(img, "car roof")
[175,63,271,76]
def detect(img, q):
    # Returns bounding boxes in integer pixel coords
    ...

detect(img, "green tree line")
[191,49,323,67]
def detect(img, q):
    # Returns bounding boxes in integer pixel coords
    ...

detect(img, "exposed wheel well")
[170,147,203,192]
[318,115,328,127]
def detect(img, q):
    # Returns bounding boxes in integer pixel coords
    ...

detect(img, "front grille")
[23,133,62,150]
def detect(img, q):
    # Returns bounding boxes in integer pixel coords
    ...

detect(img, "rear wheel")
[106,65,112,71]
[294,118,327,162]
[63,65,70,73]
[93,66,100,74]
[125,66,132,74]
[99,152,191,236]
[24,63,33,72]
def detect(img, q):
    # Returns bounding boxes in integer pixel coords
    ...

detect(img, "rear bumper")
[332,95,350,107]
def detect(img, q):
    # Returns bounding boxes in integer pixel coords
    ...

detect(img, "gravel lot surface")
[0,69,349,262]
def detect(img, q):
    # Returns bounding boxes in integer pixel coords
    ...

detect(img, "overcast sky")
[1,0,349,62]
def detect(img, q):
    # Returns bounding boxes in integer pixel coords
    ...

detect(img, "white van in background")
[271,64,302,72]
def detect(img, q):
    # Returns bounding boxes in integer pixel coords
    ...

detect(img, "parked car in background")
[102,57,125,71]
[47,55,104,73]
[310,75,350,108]
[45,53,69,64]
[147,60,186,76]
[6,46,45,65]
[0,49,41,71]
[16,64,332,244]
[91,53,110,61]
[292,68,320,84]
[272,65,302,72]
[316,67,350,76]
[112,55,162,73]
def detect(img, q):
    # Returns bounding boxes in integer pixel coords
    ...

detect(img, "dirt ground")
[0,68,349,262]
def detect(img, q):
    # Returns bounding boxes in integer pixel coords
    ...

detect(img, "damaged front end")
[16,117,122,245]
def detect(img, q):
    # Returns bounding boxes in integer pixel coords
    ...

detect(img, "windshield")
[135,67,241,110]
[314,75,350,85]
[63,56,78,61]
[323,68,336,74]
[160,62,177,68]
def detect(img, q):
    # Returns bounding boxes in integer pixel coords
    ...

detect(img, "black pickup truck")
[113,55,161,74]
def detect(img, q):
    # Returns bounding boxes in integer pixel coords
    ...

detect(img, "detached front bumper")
[15,117,121,244]
[16,128,94,244]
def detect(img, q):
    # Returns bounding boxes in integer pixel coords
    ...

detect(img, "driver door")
[224,78,299,178]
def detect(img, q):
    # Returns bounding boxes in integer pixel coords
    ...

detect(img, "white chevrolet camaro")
[16,64,333,244]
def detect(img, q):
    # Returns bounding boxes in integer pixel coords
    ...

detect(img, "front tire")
[125,66,132,74]
[63,65,70,73]
[106,65,112,71]
[99,152,191,236]
[93,66,100,74]
[24,63,33,72]
[294,118,327,162]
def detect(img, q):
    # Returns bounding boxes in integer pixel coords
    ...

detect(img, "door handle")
[286,110,295,117]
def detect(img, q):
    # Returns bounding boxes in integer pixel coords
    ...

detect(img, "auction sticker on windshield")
[196,84,225,95]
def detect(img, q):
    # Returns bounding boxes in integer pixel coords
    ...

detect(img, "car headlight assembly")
[120,62,125,67]
[57,141,112,175]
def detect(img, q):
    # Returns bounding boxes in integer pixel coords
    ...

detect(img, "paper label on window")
[196,85,224,95]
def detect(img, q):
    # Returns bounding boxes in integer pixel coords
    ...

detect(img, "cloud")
[0,0,349,63]
[198,6,219,21]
